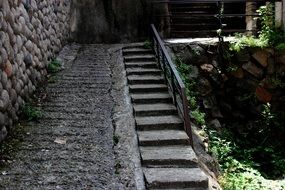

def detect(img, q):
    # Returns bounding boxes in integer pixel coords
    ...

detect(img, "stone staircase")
[123,44,209,189]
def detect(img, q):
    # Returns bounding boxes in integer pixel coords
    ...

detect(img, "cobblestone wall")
[0,0,71,141]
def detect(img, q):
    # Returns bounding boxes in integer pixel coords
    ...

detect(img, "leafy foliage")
[230,3,285,52]
[207,128,285,190]
[21,103,43,121]
[174,57,206,125]
[191,110,206,126]
[47,59,61,73]
[229,35,268,52]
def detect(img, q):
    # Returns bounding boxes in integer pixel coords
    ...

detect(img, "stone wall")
[166,41,285,137]
[0,0,72,141]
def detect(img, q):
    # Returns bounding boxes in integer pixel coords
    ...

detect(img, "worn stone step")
[124,55,156,62]
[140,146,198,167]
[129,84,168,94]
[123,48,153,56]
[126,68,161,76]
[131,93,172,104]
[144,168,208,189]
[151,189,207,190]
[125,62,158,69]
[134,103,177,116]
[136,115,183,130]
[123,43,145,49]
[128,75,164,85]
[137,130,190,146]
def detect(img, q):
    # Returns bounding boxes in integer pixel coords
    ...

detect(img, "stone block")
[252,50,269,67]
[242,61,263,79]
[255,86,272,103]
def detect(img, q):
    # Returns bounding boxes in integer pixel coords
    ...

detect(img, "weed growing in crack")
[174,56,206,125]
[47,59,61,73]
[143,40,152,49]
[113,135,120,146]
[21,103,43,121]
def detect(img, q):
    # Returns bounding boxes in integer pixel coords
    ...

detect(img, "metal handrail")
[150,24,194,147]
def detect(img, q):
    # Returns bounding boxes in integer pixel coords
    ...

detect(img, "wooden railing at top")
[150,0,281,3]
[150,24,194,147]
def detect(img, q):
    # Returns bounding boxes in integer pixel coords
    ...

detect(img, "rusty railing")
[150,24,194,147]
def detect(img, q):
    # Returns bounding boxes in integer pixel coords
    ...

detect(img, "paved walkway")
[0,44,143,190]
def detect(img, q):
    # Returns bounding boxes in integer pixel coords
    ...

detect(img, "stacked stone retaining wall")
[0,0,71,141]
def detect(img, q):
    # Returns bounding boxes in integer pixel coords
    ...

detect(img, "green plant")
[113,135,120,146]
[143,40,152,49]
[174,56,206,125]
[206,128,285,190]
[276,43,285,52]
[268,76,285,88]
[47,59,61,73]
[191,109,206,126]
[229,35,268,52]
[48,76,58,83]
[256,4,284,46]
[21,103,43,121]
[226,63,239,72]
[230,3,285,52]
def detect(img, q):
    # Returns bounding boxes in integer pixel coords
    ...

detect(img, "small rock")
[0,112,5,126]
[208,119,222,131]
[0,90,10,111]
[202,95,217,109]
[0,126,7,142]
[24,54,33,67]
[197,77,212,96]
[4,60,13,77]
[200,64,214,74]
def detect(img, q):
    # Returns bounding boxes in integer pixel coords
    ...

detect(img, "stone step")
[140,146,198,167]
[124,55,156,62]
[134,103,177,116]
[144,168,209,189]
[126,68,161,76]
[125,62,158,69]
[150,188,208,190]
[123,48,153,56]
[123,43,145,49]
[136,115,183,130]
[129,84,168,93]
[137,130,190,146]
[131,93,172,104]
[127,75,164,85]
